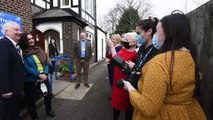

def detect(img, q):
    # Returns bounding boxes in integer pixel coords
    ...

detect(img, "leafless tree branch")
[98,0,153,33]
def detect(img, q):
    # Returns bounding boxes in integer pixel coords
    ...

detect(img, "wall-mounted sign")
[0,12,22,38]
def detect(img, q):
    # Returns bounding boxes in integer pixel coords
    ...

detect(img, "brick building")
[0,0,32,32]
[0,0,107,63]
[30,0,106,63]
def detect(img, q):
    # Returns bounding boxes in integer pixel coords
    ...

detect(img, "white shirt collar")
[6,36,17,47]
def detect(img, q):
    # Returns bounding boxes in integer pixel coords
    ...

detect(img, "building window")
[86,32,93,40]
[85,0,94,17]
[61,0,70,7]
[62,0,69,6]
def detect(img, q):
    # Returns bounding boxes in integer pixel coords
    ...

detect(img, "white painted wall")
[35,0,46,8]
[71,8,78,14]
[85,26,94,34]
[53,0,58,7]
[97,29,106,61]
[36,22,63,53]
[73,0,78,6]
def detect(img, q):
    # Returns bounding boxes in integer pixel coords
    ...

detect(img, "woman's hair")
[160,12,200,96]
[137,17,159,37]
[111,34,121,44]
[19,32,31,50]
[124,32,137,41]
[160,13,191,52]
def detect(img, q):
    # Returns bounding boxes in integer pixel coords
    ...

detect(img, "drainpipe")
[94,0,98,62]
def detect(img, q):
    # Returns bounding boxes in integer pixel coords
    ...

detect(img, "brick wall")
[0,0,32,32]
[62,21,82,57]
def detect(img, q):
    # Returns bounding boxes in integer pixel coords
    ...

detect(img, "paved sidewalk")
[24,61,127,120]
[51,59,104,97]
[23,59,126,120]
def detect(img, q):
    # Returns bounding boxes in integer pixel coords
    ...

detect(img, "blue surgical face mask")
[152,34,163,49]
[136,35,146,47]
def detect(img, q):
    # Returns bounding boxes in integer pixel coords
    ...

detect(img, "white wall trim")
[36,22,63,53]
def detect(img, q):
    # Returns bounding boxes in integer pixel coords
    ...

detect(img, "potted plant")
[58,61,70,77]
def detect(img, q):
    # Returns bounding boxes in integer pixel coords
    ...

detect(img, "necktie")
[16,44,23,61]
[16,44,21,54]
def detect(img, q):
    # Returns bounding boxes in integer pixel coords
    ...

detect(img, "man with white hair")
[0,22,25,120]
[73,32,92,89]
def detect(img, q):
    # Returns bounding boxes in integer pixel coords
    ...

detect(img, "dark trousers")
[0,97,22,120]
[113,108,133,120]
[76,59,89,84]
[24,79,52,119]
[107,64,114,88]
[51,60,55,72]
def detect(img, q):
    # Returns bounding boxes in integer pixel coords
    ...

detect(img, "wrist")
[127,84,135,91]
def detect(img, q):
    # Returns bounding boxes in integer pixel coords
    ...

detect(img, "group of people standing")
[0,21,92,120]
[0,22,55,120]
[106,12,207,120]
[0,11,208,120]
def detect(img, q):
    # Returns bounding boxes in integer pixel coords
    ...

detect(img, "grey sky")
[97,0,210,19]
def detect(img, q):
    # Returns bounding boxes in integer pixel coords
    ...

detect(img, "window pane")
[62,0,69,6]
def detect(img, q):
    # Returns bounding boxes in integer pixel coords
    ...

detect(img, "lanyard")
[138,47,153,68]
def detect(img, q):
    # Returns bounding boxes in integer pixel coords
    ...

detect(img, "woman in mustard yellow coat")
[123,11,206,120]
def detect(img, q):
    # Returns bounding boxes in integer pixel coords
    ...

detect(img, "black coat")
[48,43,58,58]
[0,37,25,97]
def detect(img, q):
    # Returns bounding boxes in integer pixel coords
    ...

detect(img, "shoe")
[75,84,80,89]
[46,111,55,118]
[84,83,90,88]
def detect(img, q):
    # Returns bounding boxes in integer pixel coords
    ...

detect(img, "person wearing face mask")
[123,11,206,120]
[106,32,138,120]
[126,17,159,88]
[19,32,55,120]
[48,38,58,71]
[48,38,58,58]
[105,34,122,100]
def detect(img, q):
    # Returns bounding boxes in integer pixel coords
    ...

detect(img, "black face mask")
[122,41,131,49]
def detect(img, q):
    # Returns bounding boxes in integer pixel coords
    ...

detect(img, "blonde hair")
[111,34,121,44]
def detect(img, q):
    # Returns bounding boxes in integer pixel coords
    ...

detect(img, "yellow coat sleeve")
[129,61,168,117]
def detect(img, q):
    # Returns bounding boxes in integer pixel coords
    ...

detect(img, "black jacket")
[0,37,25,97]
[48,43,58,58]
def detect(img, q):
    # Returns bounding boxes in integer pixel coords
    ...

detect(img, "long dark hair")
[137,17,159,37]
[50,38,57,47]
[19,32,31,50]
[160,12,200,97]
